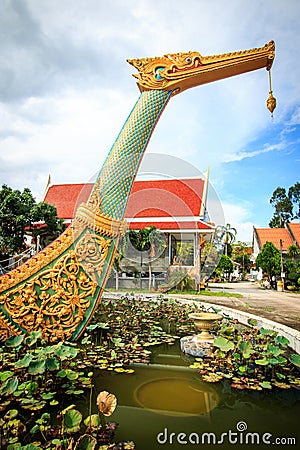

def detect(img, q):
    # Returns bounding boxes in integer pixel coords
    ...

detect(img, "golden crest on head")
[128,41,275,98]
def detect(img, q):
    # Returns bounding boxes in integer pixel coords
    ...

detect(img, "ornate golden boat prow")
[0,42,275,342]
[128,40,275,93]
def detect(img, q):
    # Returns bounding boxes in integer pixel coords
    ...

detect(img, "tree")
[0,184,64,257]
[215,254,234,281]
[287,245,299,263]
[288,182,300,219]
[128,225,165,289]
[232,241,252,277]
[112,233,131,290]
[218,223,237,256]
[269,182,300,227]
[285,259,300,288]
[255,241,281,278]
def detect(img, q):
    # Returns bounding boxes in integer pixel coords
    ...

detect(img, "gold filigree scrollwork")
[0,311,20,341]
[75,231,111,282]
[87,188,101,210]
[0,227,74,293]
[0,251,97,342]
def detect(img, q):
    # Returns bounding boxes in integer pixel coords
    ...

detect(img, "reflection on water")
[92,342,300,450]
[135,375,218,417]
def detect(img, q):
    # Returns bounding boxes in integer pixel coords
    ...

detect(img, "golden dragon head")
[128,41,275,97]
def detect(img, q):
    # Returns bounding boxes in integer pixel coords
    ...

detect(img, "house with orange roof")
[43,176,215,288]
[252,224,300,259]
[287,223,300,247]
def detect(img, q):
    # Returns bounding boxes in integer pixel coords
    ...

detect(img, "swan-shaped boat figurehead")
[0,41,275,342]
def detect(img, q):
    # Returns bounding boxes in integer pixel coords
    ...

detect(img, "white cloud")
[223,141,286,163]
[222,202,255,243]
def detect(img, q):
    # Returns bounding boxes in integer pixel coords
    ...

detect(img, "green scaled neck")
[87,89,172,220]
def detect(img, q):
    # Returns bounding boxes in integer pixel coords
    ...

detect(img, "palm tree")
[287,244,299,263]
[112,233,130,290]
[218,223,237,256]
[148,227,166,289]
[129,225,165,290]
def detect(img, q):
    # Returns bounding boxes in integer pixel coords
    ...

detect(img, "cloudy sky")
[1,0,299,242]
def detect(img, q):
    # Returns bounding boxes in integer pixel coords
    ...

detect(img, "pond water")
[90,342,300,450]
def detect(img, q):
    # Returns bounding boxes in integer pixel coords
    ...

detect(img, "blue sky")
[0,0,299,243]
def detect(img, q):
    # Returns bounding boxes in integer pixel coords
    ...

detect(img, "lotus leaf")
[272,381,291,389]
[290,377,300,387]
[259,381,272,389]
[258,328,277,337]
[57,369,68,378]
[189,362,202,369]
[0,377,18,394]
[266,344,282,357]
[65,389,84,395]
[83,414,101,428]
[0,370,14,381]
[74,434,97,449]
[18,445,43,449]
[15,353,33,368]
[20,398,46,410]
[222,326,235,335]
[66,370,79,381]
[255,358,269,366]
[28,359,46,375]
[55,344,78,360]
[289,353,300,368]
[4,409,18,419]
[41,392,55,400]
[275,356,287,365]
[46,356,60,371]
[237,341,253,358]
[64,409,82,433]
[202,373,223,383]
[25,381,39,394]
[237,365,248,374]
[213,337,234,352]
[247,318,258,327]
[5,335,24,347]
[24,330,43,346]
[275,335,290,347]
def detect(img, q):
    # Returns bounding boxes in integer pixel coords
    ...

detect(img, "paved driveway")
[170,281,300,331]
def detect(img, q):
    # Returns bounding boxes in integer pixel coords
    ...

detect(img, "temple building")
[44,176,215,289]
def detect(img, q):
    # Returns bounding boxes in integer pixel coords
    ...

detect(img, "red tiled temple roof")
[125,178,204,218]
[44,178,212,232]
[44,183,92,219]
[255,227,294,251]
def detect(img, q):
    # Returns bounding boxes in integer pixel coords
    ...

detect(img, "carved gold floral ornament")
[0,250,97,342]
[75,231,111,282]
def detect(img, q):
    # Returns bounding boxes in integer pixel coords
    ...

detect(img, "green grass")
[167,289,243,298]
[106,287,243,298]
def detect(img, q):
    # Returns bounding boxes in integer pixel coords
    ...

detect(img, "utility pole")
[280,238,285,286]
